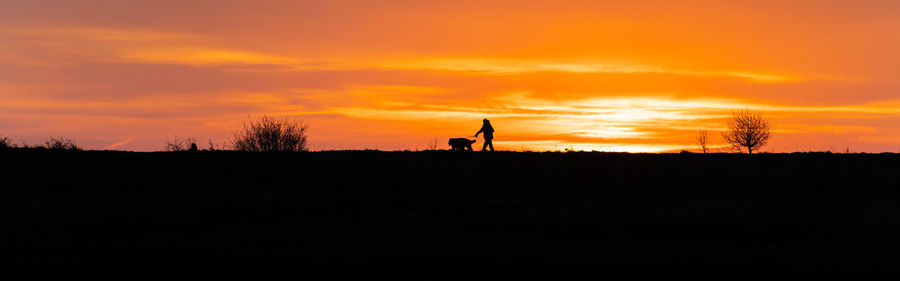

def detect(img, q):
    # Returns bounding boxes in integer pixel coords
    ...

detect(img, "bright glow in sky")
[2,0,900,152]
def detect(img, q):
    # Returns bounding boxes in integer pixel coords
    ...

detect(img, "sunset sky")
[2,0,900,152]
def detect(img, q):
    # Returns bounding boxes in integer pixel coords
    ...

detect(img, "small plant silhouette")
[426,137,439,151]
[231,115,309,152]
[206,139,224,151]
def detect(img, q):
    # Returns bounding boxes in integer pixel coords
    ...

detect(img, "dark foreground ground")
[3,150,900,278]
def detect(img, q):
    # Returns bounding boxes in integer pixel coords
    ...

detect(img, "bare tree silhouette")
[722,110,771,154]
[696,131,709,153]
[231,115,308,152]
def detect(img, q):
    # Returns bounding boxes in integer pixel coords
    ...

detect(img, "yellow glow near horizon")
[495,140,691,153]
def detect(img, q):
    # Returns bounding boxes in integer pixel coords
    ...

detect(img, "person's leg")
[488,140,494,151]
[481,141,488,151]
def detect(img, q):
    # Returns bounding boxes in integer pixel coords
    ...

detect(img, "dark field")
[3,150,900,278]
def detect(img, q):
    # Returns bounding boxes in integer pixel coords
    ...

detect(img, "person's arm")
[475,127,484,137]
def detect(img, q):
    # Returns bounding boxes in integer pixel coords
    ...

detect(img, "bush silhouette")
[231,116,309,152]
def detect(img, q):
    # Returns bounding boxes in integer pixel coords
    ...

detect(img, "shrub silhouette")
[722,110,771,154]
[231,116,309,152]
[41,137,81,151]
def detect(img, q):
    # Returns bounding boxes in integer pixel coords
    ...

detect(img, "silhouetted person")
[189,143,198,152]
[475,119,494,151]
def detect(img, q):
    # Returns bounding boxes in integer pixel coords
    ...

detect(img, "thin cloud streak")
[384,58,796,82]
[105,137,137,150]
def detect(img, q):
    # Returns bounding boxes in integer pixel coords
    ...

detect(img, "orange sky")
[2,0,900,152]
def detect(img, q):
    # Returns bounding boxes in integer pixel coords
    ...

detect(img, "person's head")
[483,118,490,124]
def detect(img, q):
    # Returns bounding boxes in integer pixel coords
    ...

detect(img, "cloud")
[384,58,795,82]
[122,48,322,69]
